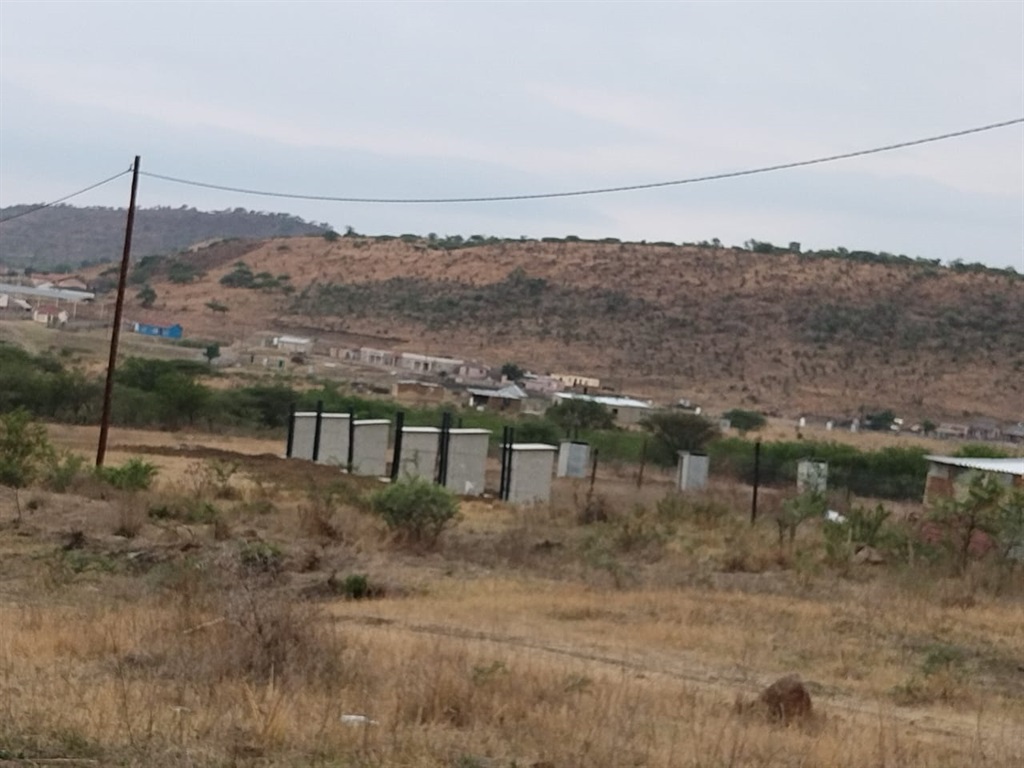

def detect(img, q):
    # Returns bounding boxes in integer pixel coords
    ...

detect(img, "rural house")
[923,455,1024,503]
[33,304,68,327]
[468,383,527,413]
[553,392,654,427]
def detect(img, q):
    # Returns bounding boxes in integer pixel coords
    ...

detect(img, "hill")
[0,204,328,269]
[90,234,1024,422]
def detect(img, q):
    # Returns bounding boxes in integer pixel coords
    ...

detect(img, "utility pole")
[96,156,141,467]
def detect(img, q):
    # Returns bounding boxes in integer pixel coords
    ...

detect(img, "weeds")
[96,457,158,491]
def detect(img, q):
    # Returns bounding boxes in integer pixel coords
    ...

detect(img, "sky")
[1,1,1022,269]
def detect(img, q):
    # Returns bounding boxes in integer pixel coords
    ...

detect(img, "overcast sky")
[1,1,1022,268]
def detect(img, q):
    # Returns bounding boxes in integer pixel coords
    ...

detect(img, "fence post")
[311,400,324,463]
[750,440,761,525]
[498,426,510,499]
[636,438,647,488]
[285,403,296,458]
[390,411,405,482]
[346,407,355,473]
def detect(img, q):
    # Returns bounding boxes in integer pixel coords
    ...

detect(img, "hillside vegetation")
[111,234,1023,421]
[0,205,326,269]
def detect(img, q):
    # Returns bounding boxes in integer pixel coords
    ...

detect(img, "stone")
[852,545,885,565]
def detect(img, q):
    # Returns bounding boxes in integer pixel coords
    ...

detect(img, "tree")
[500,362,525,382]
[205,300,229,314]
[930,474,1005,574]
[323,229,340,242]
[921,419,937,436]
[204,344,221,366]
[547,399,615,436]
[723,408,766,435]
[640,412,721,467]
[0,409,53,519]
[137,284,157,308]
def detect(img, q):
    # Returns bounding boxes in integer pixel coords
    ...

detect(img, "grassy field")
[0,424,1021,768]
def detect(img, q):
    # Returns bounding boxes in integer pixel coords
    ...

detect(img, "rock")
[757,674,812,723]
[852,545,885,565]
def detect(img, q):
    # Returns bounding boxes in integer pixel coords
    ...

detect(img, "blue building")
[132,321,183,339]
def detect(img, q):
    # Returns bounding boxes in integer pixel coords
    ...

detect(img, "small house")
[551,372,601,390]
[273,335,312,354]
[553,392,654,428]
[33,304,68,326]
[132,321,183,339]
[923,455,1024,504]
[468,383,527,413]
[393,380,447,405]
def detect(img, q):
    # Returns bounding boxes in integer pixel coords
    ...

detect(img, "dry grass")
[0,431,1021,767]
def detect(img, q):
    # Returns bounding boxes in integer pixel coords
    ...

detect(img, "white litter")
[340,714,378,725]
[825,510,847,523]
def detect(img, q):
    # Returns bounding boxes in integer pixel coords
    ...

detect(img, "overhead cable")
[0,168,134,224]
[139,117,1024,204]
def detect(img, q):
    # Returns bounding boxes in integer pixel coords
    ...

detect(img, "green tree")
[204,344,221,366]
[206,300,229,314]
[930,474,1021,575]
[500,362,525,382]
[137,284,157,308]
[640,412,720,467]
[547,399,615,436]
[723,408,766,435]
[0,409,54,519]
[323,229,340,242]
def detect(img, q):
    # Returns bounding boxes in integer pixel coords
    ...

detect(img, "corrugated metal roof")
[468,384,526,400]
[554,392,653,409]
[925,455,1024,475]
[0,282,95,301]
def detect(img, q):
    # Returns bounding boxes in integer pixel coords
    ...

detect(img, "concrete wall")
[508,444,557,505]
[557,441,590,478]
[291,412,318,460]
[610,404,649,427]
[351,420,390,476]
[446,429,491,496]
[399,427,440,480]
[317,414,351,465]
[676,451,709,491]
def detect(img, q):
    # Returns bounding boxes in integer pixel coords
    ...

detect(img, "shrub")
[43,450,86,492]
[371,476,459,545]
[0,409,54,491]
[775,489,826,546]
[95,457,158,491]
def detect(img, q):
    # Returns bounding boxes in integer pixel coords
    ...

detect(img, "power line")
[140,117,1024,205]
[0,168,133,225]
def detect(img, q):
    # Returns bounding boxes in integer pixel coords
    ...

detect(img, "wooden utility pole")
[96,156,141,467]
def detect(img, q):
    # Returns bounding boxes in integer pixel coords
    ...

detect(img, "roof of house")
[134,319,182,329]
[467,383,527,400]
[275,335,312,344]
[0,282,95,302]
[925,455,1024,475]
[554,392,653,409]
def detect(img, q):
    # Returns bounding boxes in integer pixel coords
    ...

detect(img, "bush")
[96,457,158,491]
[44,450,86,492]
[371,476,459,545]
[0,409,53,491]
